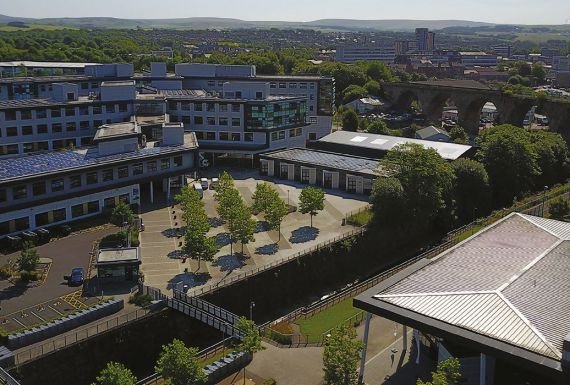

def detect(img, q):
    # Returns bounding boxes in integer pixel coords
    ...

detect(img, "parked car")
[58,225,72,237]
[210,178,219,190]
[200,178,209,190]
[64,268,84,286]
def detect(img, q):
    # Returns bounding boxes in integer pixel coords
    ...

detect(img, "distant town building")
[459,52,498,67]
[493,45,513,58]
[415,126,450,142]
[415,28,435,52]
[344,97,389,114]
[335,46,396,64]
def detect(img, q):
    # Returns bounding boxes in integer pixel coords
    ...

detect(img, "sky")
[2,0,570,25]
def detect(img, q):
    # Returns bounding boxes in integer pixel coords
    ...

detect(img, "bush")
[19,270,38,282]
[0,264,12,279]
[266,324,293,345]
[129,293,153,307]
[263,379,277,385]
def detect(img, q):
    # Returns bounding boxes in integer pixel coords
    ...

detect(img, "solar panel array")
[0,143,195,183]
[264,148,381,176]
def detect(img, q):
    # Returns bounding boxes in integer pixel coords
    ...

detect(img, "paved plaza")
[139,169,369,293]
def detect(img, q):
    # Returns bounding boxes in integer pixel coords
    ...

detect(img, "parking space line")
[48,304,63,316]
[11,317,27,328]
[30,311,45,323]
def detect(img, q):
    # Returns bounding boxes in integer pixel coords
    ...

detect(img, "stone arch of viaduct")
[382,81,570,139]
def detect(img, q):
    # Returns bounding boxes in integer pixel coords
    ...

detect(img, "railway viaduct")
[382,80,570,139]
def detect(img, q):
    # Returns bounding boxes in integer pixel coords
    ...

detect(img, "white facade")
[336,46,396,63]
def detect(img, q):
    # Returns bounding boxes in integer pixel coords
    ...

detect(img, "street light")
[287,190,290,207]
[250,301,255,321]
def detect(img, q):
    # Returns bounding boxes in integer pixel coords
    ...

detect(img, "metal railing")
[0,367,20,385]
[190,226,366,297]
[173,290,240,325]
[14,308,153,366]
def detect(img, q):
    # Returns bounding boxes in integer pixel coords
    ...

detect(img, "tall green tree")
[417,358,461,385]
[376,143,455,234]
[322,325,363,385]
[452,159,492,224]
[110,201,134,227]
[234,317,264,385]
[531,63,546,83]
[265,198,289,241]
[369,177,406,230]
[529,130,569,187]
[299,186,326,228]
[549,198,570,221]
[155,339,207,385]
[18,242,39,272]
[477,125,539,207]
[449,126,468,144]
[229,201,257,255]
[367,120,388,135]
[342,109,359,132]
[214,171,235,202]
[252,182,279,214]
[92,362,136,385]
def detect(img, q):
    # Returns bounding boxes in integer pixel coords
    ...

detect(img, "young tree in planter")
[110,201,134,227]
[252,182,279,214]
[265,198,288,241]
[214,171,235,202]
[92,362,136,385]
[229,201,257,255]
[176,186,205,225]
[299,186,326,228]
[322,324,363,385]
[217,187,242,224]
[234,317,263,385]
[155,339,207,385]
[18,242,39,273]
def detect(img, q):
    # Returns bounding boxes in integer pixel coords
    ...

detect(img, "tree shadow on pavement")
[167,250,184,259]
[255,221,270,233]
[0,282,29,301]
[212,254,246,272]
[215,233,232,248]
[166,272,211,291]
[289,226,320,244]
[255,243,279,255]
[209,217,224,228]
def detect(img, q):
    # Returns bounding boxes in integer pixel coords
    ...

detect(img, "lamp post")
[249,301,255,321]
[542,185,548,217]
[287,190,290,207]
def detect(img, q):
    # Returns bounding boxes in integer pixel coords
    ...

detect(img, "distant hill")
[0,14,496,31]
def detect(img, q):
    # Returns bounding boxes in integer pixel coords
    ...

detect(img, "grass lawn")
[453,225,485,243]
[0,23,76,31]
[295,298,363,343]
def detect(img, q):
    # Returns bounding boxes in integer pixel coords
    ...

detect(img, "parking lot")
[139,169,370,293]
[0,226,117,318]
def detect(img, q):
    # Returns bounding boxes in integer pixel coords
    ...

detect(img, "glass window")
[79,106,89,115]
[37,141,48,151]
[195,131,204,140]
[232,118,240,127]
[53,208,66,222]
[147,161,157,172]
[0,189,5,202]
[70,175,82,188]
[261,160,268,175]
[13,185,27,200]
[206,103,216,112]
[105,104,116,113]
[37,124,48,134]
[181,102,191,111]
[194,116,203,125]
[194,103,203,111]
[66,122,77,132]
[207,117,216,125]
[244,133,254,142]
[219,117,228,126]
[20,110,32,120]
[301,168,310,183]
[14,217,29,231]
[219,103,228,112]
[231,104,240,113]
[4,111,16,120]
[6,127,17,137]
[119,103,128,113]
[71,204,84,218]
[161,159,170,169]
[279,131,286,140]
[104,197,116,208]
[133,163,143,175]
[205,132,215,140]
[231,133,240,141]
[81,137,92,146]
[119,194,130,203]
[23,143,34,153]
[33,182,46,196]
[219,132,229,141]
[65,107,76,117]
[92,105,102,115]
[35,212,49,226]
[102,169,114,182]
[87,201,100,214]
[50,108,61,118]
[271,132,278,141]
[51,179,64,192]
[36,109,47,119]
[80,121,90,130]
[52,123,62,133]
[270,82,277,89]
[22,126,33,135]
[118,166,129,179]
[87,172,98,185]
[279,83,286,89]
[173,156,183,167]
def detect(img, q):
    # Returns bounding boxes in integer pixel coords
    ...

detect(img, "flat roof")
[355,213,570,370]
[0,133,198,184]
[101,80,135,87]
[261,148,386,177]
[97,248,139,264]
[0,96,102,110]
[317,131,472,161]
[0,61,99,68]
[160,89,305,102]
[94,122,140,141]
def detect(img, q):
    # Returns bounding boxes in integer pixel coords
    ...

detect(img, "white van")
[193,182,204,199]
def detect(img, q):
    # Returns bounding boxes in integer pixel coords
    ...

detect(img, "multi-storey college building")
[0,62,335,238]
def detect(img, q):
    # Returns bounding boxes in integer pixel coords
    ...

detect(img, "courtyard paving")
[139,170,369,294]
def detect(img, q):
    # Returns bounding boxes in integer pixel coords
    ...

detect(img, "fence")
[190,226,366,297]
[0,367,19,385]
[14,308,153,366]
[172,290,240,326]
